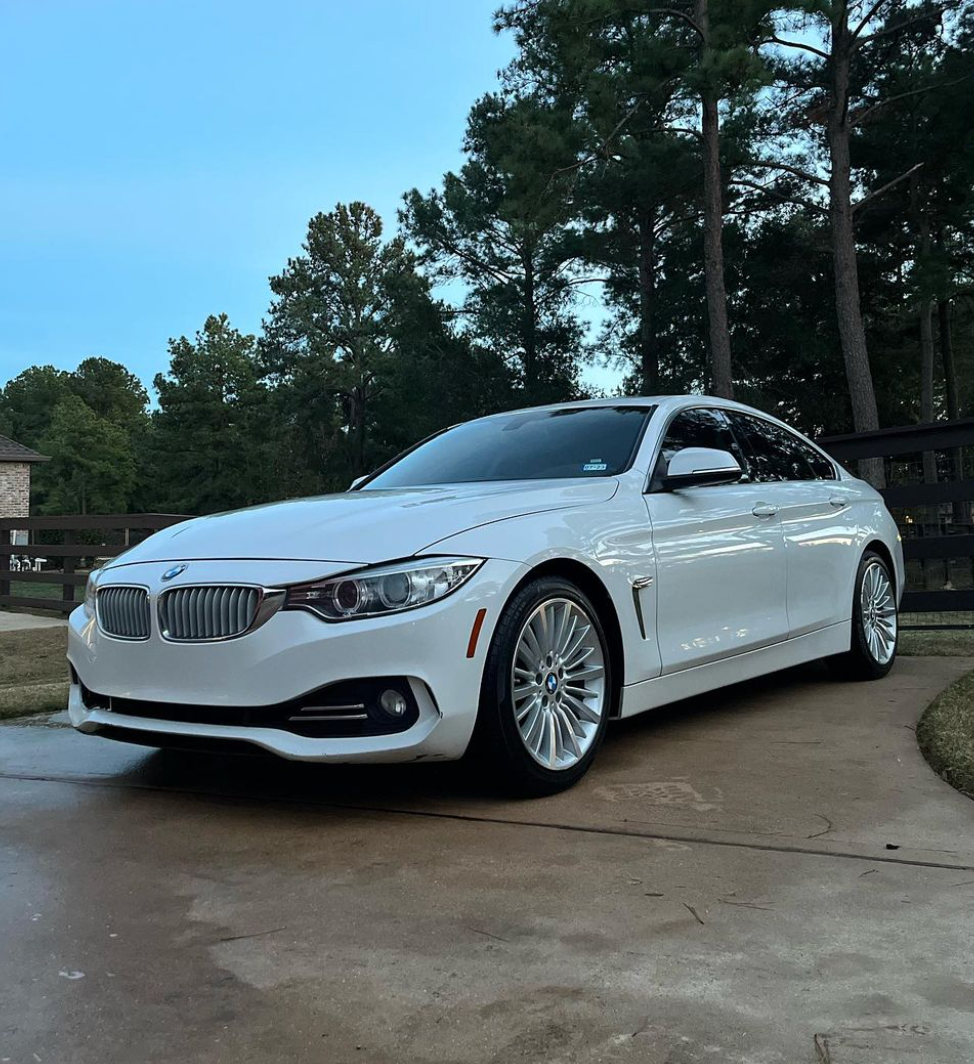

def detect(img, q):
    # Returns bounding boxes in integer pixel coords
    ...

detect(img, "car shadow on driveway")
[109,661,829,805]
[64,653,971,874]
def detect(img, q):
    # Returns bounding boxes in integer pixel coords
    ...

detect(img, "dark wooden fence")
[0,514,189,614]
[820,418,974,622]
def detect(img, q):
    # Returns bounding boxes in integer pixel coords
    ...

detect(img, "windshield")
[363,406,655,489]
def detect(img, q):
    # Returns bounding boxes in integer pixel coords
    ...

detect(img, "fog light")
[379,688,408,718]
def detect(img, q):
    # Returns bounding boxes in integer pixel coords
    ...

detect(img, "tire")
[829,549,898,680]
[469,576,615,796]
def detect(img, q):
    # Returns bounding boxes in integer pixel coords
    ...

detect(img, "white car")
[68,397,903,794]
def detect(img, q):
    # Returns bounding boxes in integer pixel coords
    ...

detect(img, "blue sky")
[0,0,541,393]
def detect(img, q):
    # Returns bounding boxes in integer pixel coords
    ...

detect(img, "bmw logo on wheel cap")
[545,673,558,694]
[161,564,187,582]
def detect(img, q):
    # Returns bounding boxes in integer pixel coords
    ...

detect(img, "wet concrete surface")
[2,656,973,1062]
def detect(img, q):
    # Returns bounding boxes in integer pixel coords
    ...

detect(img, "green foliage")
[0,365,73,448]
[36,395,137,515]
[402,93,584,404]
[69,357,149,430]
[262,202,513,492]
[1,359,150,515]
[151,314,275,514]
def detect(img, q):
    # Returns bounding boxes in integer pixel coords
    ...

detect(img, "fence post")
[0,530,9,601]
[62,528,76,609]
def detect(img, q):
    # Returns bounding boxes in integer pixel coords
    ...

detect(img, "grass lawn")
[10,581,69,601]
[899,629,974,656]
[917,670,974,801]
[0,626,70,720]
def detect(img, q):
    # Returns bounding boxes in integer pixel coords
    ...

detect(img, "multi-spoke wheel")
[471,577,614,795]
[512,598,606,770]
[829,550,898,680]
[860,559,897,665]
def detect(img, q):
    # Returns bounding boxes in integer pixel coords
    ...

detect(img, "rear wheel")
[830,550,898,680]
[470,576,613,796]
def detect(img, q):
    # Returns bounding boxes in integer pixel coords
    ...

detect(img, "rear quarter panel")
[838,477,905,607]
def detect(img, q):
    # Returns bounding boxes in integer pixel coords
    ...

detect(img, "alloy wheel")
[511,597,606,770]
[861,561,897,665]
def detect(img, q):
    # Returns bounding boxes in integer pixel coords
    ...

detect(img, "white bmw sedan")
[68,397,903,794]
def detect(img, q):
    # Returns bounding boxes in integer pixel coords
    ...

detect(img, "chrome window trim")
[94,584,151,642]
[156,583,285,643]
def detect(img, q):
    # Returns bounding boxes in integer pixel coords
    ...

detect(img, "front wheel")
[470,577,614,796]
[830,550,898,680]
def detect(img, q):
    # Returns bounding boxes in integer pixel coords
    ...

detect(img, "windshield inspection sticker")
[583,459,608,471]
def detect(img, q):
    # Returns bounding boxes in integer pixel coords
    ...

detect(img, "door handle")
[751,503,779,518]
[829,495,847,508]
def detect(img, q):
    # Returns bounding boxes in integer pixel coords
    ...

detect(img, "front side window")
[651,408,747,488]
[655,404,745,472]
[728,413,834,482]
[363,406,655,488]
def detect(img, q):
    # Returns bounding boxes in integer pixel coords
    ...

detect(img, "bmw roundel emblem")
[162,564,188,582]
[545,673,558,694]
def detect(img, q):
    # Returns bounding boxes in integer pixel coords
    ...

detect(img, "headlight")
[83,572,98,618]
[284,557,484,621]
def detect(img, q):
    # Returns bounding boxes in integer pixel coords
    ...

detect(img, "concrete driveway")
[1,656,973,1063]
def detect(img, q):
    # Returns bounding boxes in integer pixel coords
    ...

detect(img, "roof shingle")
[0,434,48,463]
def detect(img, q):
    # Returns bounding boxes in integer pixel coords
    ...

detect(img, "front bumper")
[68,557,526,763]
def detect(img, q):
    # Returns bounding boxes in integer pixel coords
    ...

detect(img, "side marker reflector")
[466,608,488,658]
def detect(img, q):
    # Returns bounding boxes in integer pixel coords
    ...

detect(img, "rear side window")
[652,408,747,486]
[728,413,834,482]
[805,445,838,480]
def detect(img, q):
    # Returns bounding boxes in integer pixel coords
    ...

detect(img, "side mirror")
[663,447,742,490]
[349,475,369,490]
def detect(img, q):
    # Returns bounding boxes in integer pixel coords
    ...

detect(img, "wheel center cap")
[545,673,559,694]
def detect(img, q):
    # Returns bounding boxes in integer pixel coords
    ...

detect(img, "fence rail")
[0,514,188,614]
[820,418,974,622]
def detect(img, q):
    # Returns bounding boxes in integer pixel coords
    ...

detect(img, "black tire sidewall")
[474,576,614,795]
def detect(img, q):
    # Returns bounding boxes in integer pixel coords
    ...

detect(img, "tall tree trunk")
[636,209,659,394]
[522,250,538,400]
[919,297,938,484]
[351,387,367,476]
[939,299,959,420]
[918,218,937,484]
[695,0,734,399]
[938,297,966,528]
[826,18,884,487]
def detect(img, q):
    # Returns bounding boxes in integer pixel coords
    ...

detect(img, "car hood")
[107,480,620,568]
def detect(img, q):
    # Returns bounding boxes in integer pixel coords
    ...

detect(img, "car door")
[725,411,853,636]
[645,407,789,675]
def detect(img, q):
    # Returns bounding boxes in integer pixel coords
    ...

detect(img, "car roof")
[478,395,791,423]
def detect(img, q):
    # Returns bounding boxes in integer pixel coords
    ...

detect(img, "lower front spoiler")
[67,683,457,764]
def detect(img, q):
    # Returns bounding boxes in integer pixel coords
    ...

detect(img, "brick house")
[0,434,48,524]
